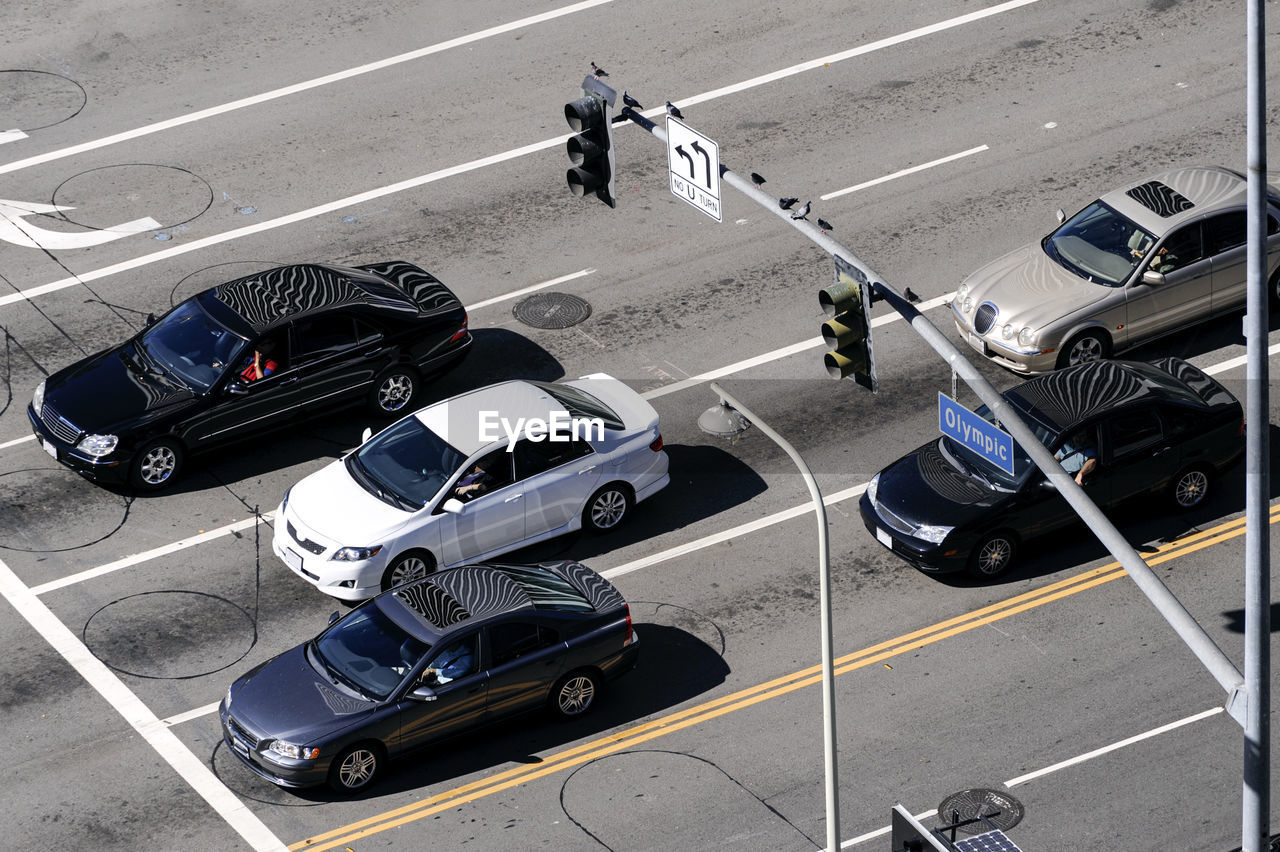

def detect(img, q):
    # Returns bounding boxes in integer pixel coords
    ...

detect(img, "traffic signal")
[565,83,616,208]
[820,256,878,392]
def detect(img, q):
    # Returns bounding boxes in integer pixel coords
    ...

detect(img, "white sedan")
[273,373,670,601]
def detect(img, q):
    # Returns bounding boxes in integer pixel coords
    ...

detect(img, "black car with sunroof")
[29,261,470,490]
[860,357,1244,579]
[218,560,639,793]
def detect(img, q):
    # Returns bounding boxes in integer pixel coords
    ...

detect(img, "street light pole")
[700,382,841,852]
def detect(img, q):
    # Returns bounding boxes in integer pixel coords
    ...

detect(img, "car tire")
[1269,267,1280,310]
[129,438,184,491]
[1170,465,1211,510]
[582,483,632,533]
[327,742,383,794]
[550,669,600,720]
[381,549,435,592]
[369,366,420,416]
[1056,330,1109,370]
[967,532,1018,579]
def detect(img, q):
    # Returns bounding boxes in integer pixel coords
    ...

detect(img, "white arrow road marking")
[0,198,159,249]
[0,130,28,145]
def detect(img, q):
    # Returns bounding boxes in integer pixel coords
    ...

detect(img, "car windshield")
[1043,201,1155,287]
[313,604,430,701]
[942,403,1057,488]
[347,416,466,510]
[534,381,624,430]
[138,300,247,392]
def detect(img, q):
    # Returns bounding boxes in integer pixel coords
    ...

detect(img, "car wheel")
[327,742,383,794]
[1170,466,1211,510]
[550,670,599,720]
[1056,330,1109,370]
[582,483,632,533]
[369,366,420,416]
[381,549,435,592]
[1269,267,1280,309]
[129,439,184,491]
[967,532,1018,579]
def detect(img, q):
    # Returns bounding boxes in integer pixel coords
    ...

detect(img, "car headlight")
[32,380,45,416]
[913,524,954,545]
[76,434,118,457]
[225,684,233,710]
[956,283,968,300]
[1000,323,1015,340]
[866,473,879,504]
[961,295,974,314]
[1018,327,1036,348]
[331,545,383,562]
[268,740,320,760]
[280,487,291,514]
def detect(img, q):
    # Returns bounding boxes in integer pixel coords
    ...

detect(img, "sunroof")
[1125,180,1194,217]
[394,582,471,628]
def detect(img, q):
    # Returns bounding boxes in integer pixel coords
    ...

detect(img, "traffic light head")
[565,92,616,207]
[821,258,878,391]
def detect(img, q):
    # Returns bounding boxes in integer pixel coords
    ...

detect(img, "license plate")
[283,547,304,573]
[967,331,986,354]
[876,527,893,549]
[42,439,57,460]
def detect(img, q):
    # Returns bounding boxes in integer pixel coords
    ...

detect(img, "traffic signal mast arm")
[614,102,1247,719]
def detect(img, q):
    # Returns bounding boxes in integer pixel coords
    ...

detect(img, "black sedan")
[29,261,470,490]
[219,560,639,793]
[860,357,1244,578]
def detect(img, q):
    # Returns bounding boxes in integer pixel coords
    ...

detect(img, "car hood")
[875,439,1009,527]
[43,344,194,433]
[567,373,660,431]
[228,645,378,743]
[289,459,417,542]
[961,242,1114,331]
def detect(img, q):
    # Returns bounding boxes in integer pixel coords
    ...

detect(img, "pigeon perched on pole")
[591,61,609,78]
[778,197,799,210]
[817,218,834,233]
[665,100,684,120]
[904,287,921,303]
[790,201,810,221]
[750,172,766,187]
[622,90,642,109]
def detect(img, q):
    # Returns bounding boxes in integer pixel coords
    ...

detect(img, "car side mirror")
[227,381,249,396]
[328,610,340,625]
[442,498,465,514]
[1055,208,1065,224]
[409,685,438,702]
[1142,269,1165,285]
[145,312,157,326]
[1040,478,1058,491]
[361,427,372,444]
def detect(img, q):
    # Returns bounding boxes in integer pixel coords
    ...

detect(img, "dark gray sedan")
[219,560,639,793]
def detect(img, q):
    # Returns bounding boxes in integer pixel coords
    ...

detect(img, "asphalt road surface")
[3,1,1280,850]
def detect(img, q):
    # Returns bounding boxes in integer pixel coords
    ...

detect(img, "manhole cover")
[513,292,591,329]
[936,788,1024,834]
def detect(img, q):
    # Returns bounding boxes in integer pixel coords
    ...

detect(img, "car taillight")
[448,313,469,343]
[1239,419,1246,437]
[623,604,633,646]
[649,433,664,452]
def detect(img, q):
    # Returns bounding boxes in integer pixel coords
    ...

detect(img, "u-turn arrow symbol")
[0,198,159,249]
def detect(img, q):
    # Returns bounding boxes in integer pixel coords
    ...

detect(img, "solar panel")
[954,829,1024,852]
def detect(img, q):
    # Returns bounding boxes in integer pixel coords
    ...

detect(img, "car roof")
[205,263,418,334]
[383,565,537,638]
[1101,165,1249,236]
[1001,359,1194,436]
[412,380,570,456]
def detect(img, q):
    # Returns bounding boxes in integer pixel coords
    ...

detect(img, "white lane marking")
[821,145,990,201]
[2,1,1040,309]
[163,701,222,727]
[0,0,615,177]
[0,129,28,145]
[1004,706,1224,787]
[842,707,1223,847]
[0,555,287,851]
[1202,341,1280,374]
[641,293,955,400]
[31,513,274,596]
[1,434,35,450]
[464,268,596,311]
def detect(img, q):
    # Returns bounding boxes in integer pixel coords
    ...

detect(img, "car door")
[512,436,602,536]
[287,314,391,412]
[1124,220,1213,343]
[1008,424,1109,539]
[436,447,524,566]
[393,632,488,752]
[483,621,567,720]
[1093,406,1175,505]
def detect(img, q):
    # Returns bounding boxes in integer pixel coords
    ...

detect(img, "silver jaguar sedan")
[952,165,1280,374]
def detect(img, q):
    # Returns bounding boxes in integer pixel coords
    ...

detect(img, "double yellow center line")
[293,505,1276,850]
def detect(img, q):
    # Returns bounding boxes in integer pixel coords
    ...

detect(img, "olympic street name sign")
[937,393,1014,475]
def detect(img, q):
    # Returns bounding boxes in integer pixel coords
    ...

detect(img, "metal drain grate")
[513,292,591,329]
[936,788,1024,835]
